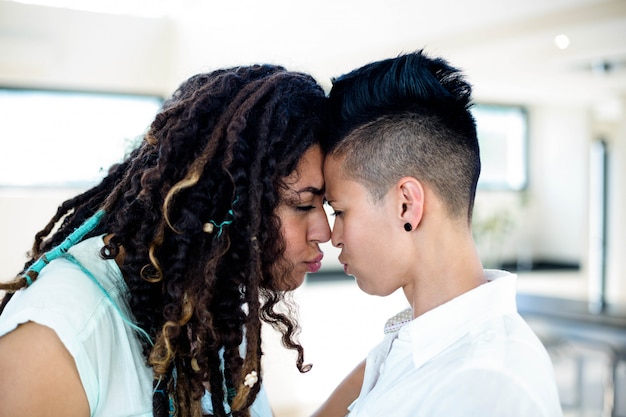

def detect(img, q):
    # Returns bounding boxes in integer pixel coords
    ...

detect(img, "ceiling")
[5,0,626,111]
[304,0,626,109]
[173,0,626,109]
[404,0,626,108]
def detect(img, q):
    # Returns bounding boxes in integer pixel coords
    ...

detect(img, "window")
[472,104,528,190]
[0,88,162,187]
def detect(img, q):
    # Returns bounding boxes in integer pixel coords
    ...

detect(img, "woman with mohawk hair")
[314,50,562,417]
[0,64,331,417]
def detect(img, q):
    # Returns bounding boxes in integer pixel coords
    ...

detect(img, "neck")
[403,219,486,318]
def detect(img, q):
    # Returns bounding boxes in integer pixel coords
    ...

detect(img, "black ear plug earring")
[404,223,412,232]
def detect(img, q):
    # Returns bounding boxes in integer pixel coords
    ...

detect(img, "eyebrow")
[296,186,325,196]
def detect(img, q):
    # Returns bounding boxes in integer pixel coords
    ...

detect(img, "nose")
[310,207,331,244]
[330,221,342,248]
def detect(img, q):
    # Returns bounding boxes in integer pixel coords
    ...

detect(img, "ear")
[397,177,424,229]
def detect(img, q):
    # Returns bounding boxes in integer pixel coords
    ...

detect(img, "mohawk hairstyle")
[325,49,481,222]
[326,49,475,150]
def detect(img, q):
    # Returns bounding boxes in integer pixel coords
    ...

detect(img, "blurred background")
[0,0,625,415]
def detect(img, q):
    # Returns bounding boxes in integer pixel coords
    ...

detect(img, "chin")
[292,274,307,289]
[278,273,306,292]
[355,278,382,296]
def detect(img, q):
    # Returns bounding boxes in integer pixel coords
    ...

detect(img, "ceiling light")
[554,34,570,50]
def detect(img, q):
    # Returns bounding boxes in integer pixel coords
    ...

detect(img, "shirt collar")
[398,269,518,369]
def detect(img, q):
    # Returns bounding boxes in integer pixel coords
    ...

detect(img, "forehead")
[324,154,361,198]
[323,153,347,185]
[283,145,324,190]
[324,153,384,206]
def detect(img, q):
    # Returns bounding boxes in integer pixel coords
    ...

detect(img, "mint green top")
[0,235,272,417]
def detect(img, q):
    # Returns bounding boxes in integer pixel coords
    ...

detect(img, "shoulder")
[358,361,561,417]
[421,316,562,416]
[0,237,152,416]
[1,235,126,335]
[0,255,111,336]
[421,365,563,416]
[0,321,90,417]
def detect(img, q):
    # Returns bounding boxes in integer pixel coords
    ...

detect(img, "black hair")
[326,49,481,221]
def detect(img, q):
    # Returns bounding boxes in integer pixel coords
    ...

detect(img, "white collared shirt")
[349,270,563,417]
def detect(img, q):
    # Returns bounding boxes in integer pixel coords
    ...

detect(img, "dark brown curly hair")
[0,64,327,417]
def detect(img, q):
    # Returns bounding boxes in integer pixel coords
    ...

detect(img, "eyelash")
[331,210,343,217]
[296,205,315,212]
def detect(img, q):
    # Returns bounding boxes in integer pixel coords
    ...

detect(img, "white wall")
[605,98,626,306]
[0,188,81,280]
[527,104,589,262]
[472,104,589,269]
[0,2,175,94]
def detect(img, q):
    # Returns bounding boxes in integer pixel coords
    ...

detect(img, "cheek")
[280,218,303,254]
[351,245,398,296]
[345,216,396,280]
[345,214,378,248]
[272,225,308,291]
[278,216,310,271]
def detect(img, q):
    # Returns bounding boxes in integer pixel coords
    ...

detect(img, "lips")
[305,253,324,273]
[337,257,349,275]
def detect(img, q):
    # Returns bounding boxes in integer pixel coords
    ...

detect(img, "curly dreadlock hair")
[0,64,327,417]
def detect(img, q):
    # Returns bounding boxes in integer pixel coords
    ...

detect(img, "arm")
[310,359,365,417]
[0,321,90,417]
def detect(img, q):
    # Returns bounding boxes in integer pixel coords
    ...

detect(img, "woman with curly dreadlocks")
[0,64,330,417]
